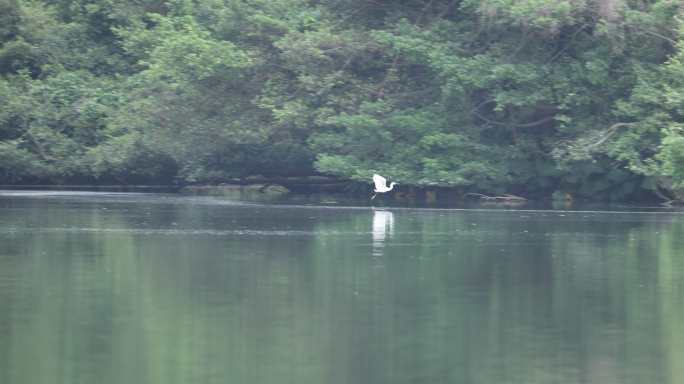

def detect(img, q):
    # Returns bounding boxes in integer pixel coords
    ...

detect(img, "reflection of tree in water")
[459,214,684,384]
[309,209,684,384]
[2,196,684,384]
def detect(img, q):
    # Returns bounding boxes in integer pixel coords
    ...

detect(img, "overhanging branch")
[472,110,555,128]
[587,122,635,148]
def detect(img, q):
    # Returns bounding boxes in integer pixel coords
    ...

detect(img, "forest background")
[1,0,683,202]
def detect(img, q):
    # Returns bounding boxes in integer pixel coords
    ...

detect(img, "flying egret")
[371,174,397,200]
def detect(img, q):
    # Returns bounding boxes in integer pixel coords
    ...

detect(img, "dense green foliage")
[0,0,683,201]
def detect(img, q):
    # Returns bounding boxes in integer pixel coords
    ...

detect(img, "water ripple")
[0,227,318,236]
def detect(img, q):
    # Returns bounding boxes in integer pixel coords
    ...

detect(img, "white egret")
[371,174,397,200]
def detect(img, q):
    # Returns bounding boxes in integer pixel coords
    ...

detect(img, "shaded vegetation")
[1,0,683,201]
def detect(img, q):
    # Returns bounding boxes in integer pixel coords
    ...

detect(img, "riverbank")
[0,181,525,205]
[1,178,678,207]
[0,185,182,192]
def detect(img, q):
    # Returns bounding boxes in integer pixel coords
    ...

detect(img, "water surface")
[1,191,683,384]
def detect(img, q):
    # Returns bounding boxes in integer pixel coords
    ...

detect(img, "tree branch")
[465,193,527,201]
[22,130,54,162]
[472,110,555,128]
[546,24,588,64]
[436,0,459,19]
[375,0,436,99]
[640,29,677,46]
[587,122,635,148]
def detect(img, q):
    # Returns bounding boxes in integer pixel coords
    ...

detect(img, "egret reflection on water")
[372,210,394,256]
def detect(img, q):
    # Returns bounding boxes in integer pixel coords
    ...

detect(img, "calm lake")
[1,191,683,384]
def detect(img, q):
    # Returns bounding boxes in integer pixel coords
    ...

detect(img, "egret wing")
[373,174,387,190]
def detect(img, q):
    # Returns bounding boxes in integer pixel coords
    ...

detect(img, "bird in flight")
[371,174,397,200]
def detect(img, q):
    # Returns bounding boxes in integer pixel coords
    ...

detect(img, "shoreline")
[0,182,678,207]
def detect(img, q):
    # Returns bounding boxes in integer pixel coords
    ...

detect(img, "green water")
[1,191,684,384]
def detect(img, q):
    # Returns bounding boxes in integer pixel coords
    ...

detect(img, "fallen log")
[465,193,527,201]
